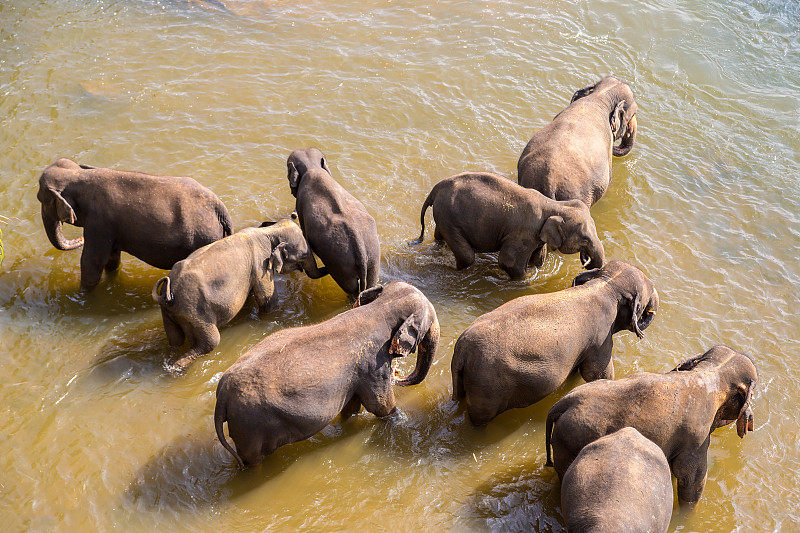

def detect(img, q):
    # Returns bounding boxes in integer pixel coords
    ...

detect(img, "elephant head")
[573,260,658,338]
[540,200,605,269]
[571,77,638,157]
[287,147,331,197]
[354,282,440,386]
[673,345,757,438]
[37,159,85,251]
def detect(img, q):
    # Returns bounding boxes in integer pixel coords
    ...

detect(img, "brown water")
[1,0,798,531]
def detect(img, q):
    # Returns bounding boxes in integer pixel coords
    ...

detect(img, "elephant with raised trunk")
[152,219,326,372]
[214,281,440,468]
[416,172,604,278]
[36,158,232,290]
[518,76,638,208]
[287,148,380,296]
[561,427,673,533]
[452,260,658,426]
[546,345,757,505]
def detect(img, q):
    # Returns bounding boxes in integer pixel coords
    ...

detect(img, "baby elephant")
[452,260,658,425]
[214,281,440,468]
[561,427,673,533]
[152,219,325,372]
[417,172,604,278]
[547,345,758,505]
[287,148,381,295]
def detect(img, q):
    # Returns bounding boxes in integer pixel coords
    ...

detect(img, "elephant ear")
[49,188,76,224]
[571,82,596,103]
[390,312,429,357]
[572,268,603,287]
[287,161,301,189]
[540,216,564,251]
[353,285,383,308]
[259,220,277,228]
[267,242,287,273]
[320,156,331,176]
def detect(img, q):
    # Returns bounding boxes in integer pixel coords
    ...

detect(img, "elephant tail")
[412,186,437,244]
[218,205,234,238]
[451,342,467,401]
[214,396,245,470]
[152,276,175,306]
[545,401,568,467]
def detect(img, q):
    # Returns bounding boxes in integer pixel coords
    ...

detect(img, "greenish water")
[1,0,798,531]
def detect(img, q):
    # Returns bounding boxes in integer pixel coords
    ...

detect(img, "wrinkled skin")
[152,219,326,372]
[546,345,758,505]
[452,261,657,425]
[416,172,604,279]
[214,281,440,468]
[561,427,673,533]
[518,76,638,207]
[287,148,380,296]
[36,158,233,290]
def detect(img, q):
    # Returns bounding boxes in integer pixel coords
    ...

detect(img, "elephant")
[561,427,673,533]
[416,172,604,279]
[451,260,658,425]
[36,158,233,290]
[287,148,380,296]
[152,219,326,372]
[546,345,757,505]
[214,281,440,468]
[517,76,638,208]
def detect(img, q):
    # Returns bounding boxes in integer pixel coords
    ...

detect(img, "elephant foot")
[166,353,198,374]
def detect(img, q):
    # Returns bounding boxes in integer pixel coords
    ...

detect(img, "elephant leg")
[161,309,186,347]
[171,323,220,372]
[341,395,362,419]
[498,243,529,279]
[672,440,710,505]
[433,225,444,241]
[578,343,614,382]
[79,240,112,289]
[104,248,121,272]
[252,277,277,314]
[529,244,547,268]
[438,225,476,269]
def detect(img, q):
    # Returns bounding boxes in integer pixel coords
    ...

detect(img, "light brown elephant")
[452,261,657,425]
[546,345,757,505]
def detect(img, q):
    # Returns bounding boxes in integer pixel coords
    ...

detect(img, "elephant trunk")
[394,316,439,387]
[613,115,637,157]
[579,240,605,270]
[42,209,83,250]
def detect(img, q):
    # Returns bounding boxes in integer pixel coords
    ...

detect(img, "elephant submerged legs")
[104,248,121,272]
[170,322,221,372]
[161,310,186,347]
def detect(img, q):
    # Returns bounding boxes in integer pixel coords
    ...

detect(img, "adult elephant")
[546,345,757,505]
[452,261,657,425]
[517,76,638,208]
[561,427,673,533]
[37,158,233,290]
[287,148,380,296]
[214,281,439,468]
[152,219,326,372]
[416,172,604,278]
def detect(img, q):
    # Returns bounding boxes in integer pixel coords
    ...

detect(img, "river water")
[1,0,798,531]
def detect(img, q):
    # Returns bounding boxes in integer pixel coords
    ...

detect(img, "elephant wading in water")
[452,260,658,426]
[214,281,440,468]
[561,427,673,533]
[518,76,638,207]
[37,158,233,290]
[416,172,604,278]
[287,148,380,296]
[152,219,326,372]
[546,345,758,505]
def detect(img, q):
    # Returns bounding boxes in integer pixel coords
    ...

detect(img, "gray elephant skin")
[452,260,658,426]
[546,345,757,505]
[517,76,638,208]
[416,172,604,278]
[214,281,440,468]
[152,219,326,372]
[561,427,673,533]
[287,148,380,296]
[37,158,233,289]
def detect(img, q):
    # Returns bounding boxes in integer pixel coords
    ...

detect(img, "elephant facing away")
[517,76,638,208]
[452,261,657,426]
[561,427,673,533]
[36,158,233,290]
[416,172,604,278]
[287,148,381,296]
[214,281,440,468]
[152,219,326,372]
[546,345,757,505]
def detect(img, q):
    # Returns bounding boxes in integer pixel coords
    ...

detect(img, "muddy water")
[1,0,798,531]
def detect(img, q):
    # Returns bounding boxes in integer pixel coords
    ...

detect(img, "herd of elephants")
[36,76,757,531]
